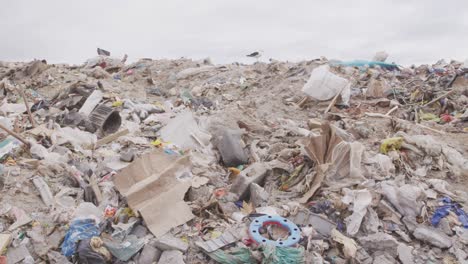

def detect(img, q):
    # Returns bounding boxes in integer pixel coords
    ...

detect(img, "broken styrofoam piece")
[302,65,351,103]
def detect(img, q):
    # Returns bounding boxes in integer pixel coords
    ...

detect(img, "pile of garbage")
[0,49,467,264]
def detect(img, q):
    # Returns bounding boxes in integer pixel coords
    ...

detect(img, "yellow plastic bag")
[380,137,403,154]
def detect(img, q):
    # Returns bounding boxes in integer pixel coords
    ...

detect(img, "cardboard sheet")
[114,150,194,238]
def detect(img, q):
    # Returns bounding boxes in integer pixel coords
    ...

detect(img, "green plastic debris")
[262,245,305,264]
[207,246,305,264]
[380,137,403,154]
[208,248,256,264]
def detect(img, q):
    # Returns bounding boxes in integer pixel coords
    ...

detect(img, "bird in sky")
[246,50,263,61]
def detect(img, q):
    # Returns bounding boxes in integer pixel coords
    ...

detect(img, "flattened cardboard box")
[114,150,194,238]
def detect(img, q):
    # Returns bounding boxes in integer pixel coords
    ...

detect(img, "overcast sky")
[1,0,467,66]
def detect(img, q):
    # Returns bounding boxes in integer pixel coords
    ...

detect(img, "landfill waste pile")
[0,50,467,264]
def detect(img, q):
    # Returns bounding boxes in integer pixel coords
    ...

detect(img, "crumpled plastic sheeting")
[398,133,442,157]
[299,123,366,203]
[261,244,305,264]
[342,188,372,236]
[364,153,395,178]
[301,65,351,104]
[442,146,468,178]
[398,132,468,178]
[159,111,211,149]
[61,218,100,257]
[380,181,425,217]
[427,179,456,197]
[298,123,342,203]
[329,141,366,188]
[52,126,97,150]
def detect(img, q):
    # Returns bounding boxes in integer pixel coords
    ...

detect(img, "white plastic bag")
[302,65,350,101]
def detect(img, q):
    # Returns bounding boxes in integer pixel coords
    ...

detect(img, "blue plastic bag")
[61,218,100,257]
[431,205,451,227]
[431,197,468,228]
